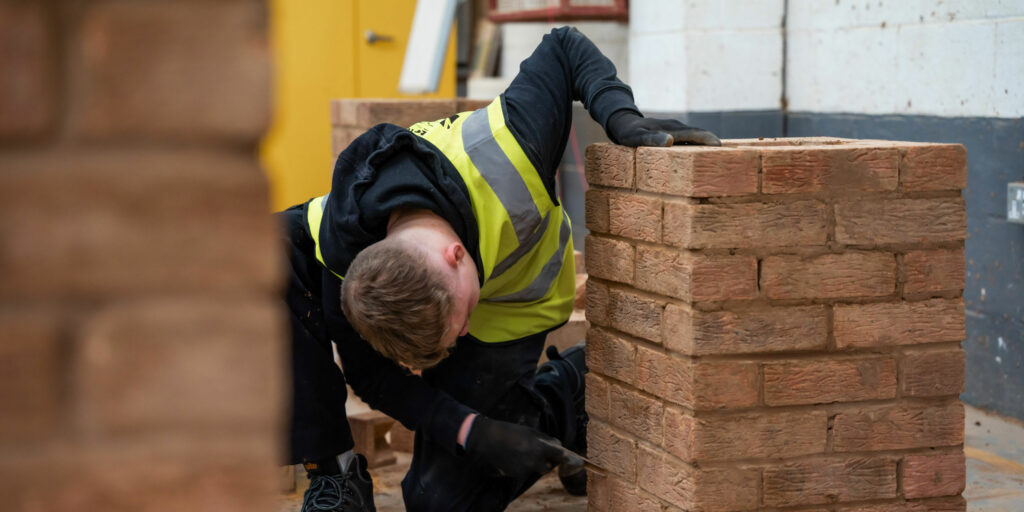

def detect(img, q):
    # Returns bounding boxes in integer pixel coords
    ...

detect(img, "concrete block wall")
[583,138,968,511]
[787,1,1024,118]
[0,1,284,509]
[629,0,784,114]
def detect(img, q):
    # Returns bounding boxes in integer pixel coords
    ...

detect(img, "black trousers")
[282,208,578,511]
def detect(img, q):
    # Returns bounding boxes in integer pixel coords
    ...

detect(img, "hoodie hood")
[316,123,481,281]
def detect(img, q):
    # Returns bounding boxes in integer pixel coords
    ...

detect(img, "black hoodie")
[294,26,641,455]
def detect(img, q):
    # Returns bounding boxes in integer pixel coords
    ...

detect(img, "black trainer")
[537,342,588,496]
[301,453,376,512]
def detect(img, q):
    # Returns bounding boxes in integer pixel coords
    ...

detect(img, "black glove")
[464,415,568,479]
[607,110,722,147]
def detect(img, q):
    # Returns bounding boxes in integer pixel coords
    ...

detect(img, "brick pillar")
[0,1,283,509]
[583,138,967,511]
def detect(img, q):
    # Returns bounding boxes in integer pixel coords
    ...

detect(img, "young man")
[282,27,720,512]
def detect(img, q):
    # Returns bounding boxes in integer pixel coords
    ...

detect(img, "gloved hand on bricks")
[607,109,722,147]
[462,415,569,480]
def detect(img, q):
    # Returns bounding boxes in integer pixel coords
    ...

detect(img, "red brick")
[835,198,966,245]
[691,360,760,410]
[0,309,60,441]
[609,193,661,243]
[588,471,663,512]
[585,143,636,189]
[665,408,826,462]
[637,348,758,410]
[585,236,635,285]
[0,150,280,299]
[544,310,586,356]
[764,357,897,406]
[834,299,965,348]
[837,496,966,511]
[456,98,492,113]
[585,279,610,327]
[635,146,759,197]
[635,246,757,302]
[75,298,285,435]
[761,252,896,300]
[574,274,587,310]
[388,422,415,452]
[608,382,664,445]
[902,348,965,397]
[725,136,854,146]
[663,304,828,355]
[903,452,966,499]
[348,411,397,469]
[832,402,964,452]
[635,345,670,396]
[588,419,637,481]
[330,98,457,128]
[586,327,636,385]
[608,288,664,343]
[586,373,611,420]
[662,406,695,461]
[331,126,364,157]
[0,440,279,511]
[637,444,759,511]
[761,145,899,194]
[0,3,55,139]
[663,200,827,249]
[607,475,664,512]
[901,144,967,191]
[903,249,965,295]
[763,457,898,507]
[69,1,271,142]
[585,188,611,233]
[588,470,610,512]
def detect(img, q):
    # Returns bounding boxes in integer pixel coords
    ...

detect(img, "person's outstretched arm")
[503,26,720,185]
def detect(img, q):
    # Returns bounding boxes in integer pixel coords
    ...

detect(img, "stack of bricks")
[330,98,491,158]
[1,1,283,510]
[583,137,967,511]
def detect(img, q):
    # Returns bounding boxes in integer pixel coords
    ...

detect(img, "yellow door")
[261,0,457,212]
[354,0,456,98]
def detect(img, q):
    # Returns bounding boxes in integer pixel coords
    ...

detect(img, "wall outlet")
[1009,182,1024,224]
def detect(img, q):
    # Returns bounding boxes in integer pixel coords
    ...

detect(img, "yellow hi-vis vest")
[307,98,576,342]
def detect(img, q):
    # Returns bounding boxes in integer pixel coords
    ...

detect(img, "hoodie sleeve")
[502,26,641,188]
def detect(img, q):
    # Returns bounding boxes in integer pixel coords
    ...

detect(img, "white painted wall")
[787,0,1024,118]
[629,0,785,112]
[500,21,630,81]
[490,1,1023,118]
[468,21,629,100]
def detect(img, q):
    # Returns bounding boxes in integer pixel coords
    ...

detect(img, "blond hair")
[341,238,454,370]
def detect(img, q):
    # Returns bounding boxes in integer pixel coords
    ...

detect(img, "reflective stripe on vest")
[306,193,343,280]
[305,97,575,342]
[410,98,575,341]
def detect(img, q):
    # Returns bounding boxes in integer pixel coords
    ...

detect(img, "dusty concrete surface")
[277,452,585,512]
[278,404,1021,511]
[965,405,1024,511]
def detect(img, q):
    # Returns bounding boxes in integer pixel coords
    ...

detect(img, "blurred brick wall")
[0,1,285,509]
[584,138,967,511]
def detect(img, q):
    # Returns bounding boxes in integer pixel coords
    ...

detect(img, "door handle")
[365,30,394,45]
